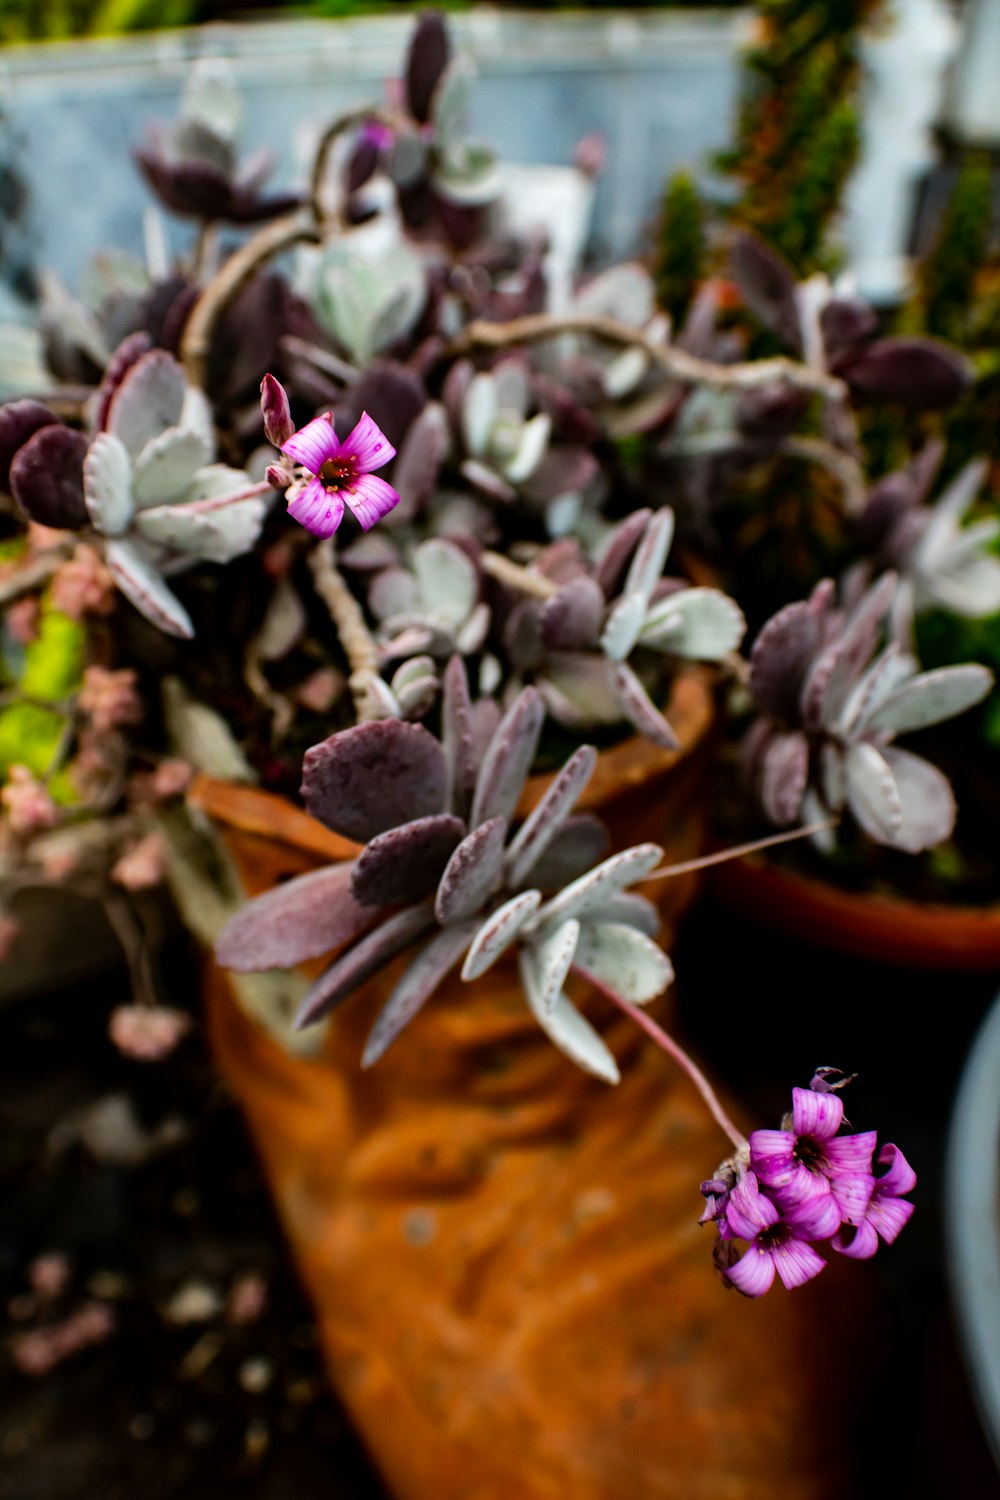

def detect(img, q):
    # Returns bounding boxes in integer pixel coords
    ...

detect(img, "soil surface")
[0,895,997,1499]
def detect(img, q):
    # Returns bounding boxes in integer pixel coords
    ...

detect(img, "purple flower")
[834,1143,916,1261]
[723,1174,827,1297]
[281,411,399,538]
[750,1086,876,1230]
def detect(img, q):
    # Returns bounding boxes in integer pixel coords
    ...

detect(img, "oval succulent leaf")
[530,842,663,932]
[758,729,809,827]
[435,815,507,925]
[730,232,802,352]
[623,507,675,602]
[844,741,902,844]
[839,337,972,411]
[301,719,447,843]
[132,426,213,507]
[0,400,58,492]
[526,917,580,1013]
[413,537,478,626]
[614,664,679,749]
[861,664,993,737]
[461,889,542,981]
[294,901,436,1030]
[441,655,477,819]
[585,891,660,938]
[600,590,646,662]
[215,862,375,972]
[518,951,620,1084]
[10,425,89,530]
[639,587,745,659]
[522,813,610,892]
[595,508,652,599]
[105,539,194,639]
[361,920,477,1069]
[134,493,265,565]
[83,432,134,536]
[882,746,956,853]
[350,812,465,909]
[749,585,833,719]
[572,921,673,1005]
[471,686,544,829]
[504,744,597,889]
[107,349,188,459]
[540,577,605,652]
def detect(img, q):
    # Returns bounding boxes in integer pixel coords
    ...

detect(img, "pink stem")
[183,480,273,515]
[641,817,837,883]
[581,969,748,1151]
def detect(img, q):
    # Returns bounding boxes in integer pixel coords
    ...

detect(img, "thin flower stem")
[308,539,381,722]
[180,212,321,389]
[480,550,558,600]
[586,972,747,1151]
[449,313,847,401]
[641,817,838,883]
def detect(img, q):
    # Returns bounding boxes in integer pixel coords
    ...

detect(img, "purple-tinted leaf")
[594,509,652,599]
[730,232,801,352]
[600,591,647,662]
[757,729,809,826]
[405,9,450,123]
[614,664,679,749]
[470,687,544,828]
[105,539,194,638]
[520,446,598,505]
[9,425,89,530]
[440,654,477,820]
[802,573,896,730]
[624,507,675,601]
[523,814,610,892]
[518,950,620,1083]
[861,663,992,737]
[361,920,477,1067]
[736,383,809,440]
[503,600,545,672]
[392,402,448,519]
[435,816,507,925]
[505,745,597,889]
[294,901,436,1029]
[844,742,902,844]
[838,337,973,411]
[215,862,375,971]
[540,578,605,652]
[572,921,673,1004]
[83,432,133,536]
[301,719,448,842]
[350,812,465,908]
[333,361,426,449]
[529,918,580,1013]
[749,580,835,720]
[819,297,878,362]
[882,746,956,853]
[0,400,58,492]
[461,889,542,980]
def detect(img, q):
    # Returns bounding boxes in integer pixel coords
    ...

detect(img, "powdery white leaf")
[624,508,675,602]
[640,587,745,659]
[541,654,623,728]
[572,921,673,1004]
[882,746,956,853]
[105,539,193,639]
[614,664,678,749]
[519,949,620,1084]
[585,891,660,938]
[413,538,478,626]
[83,432,133,536]
[504,744,597,889]
[107,350,187,460]
[461,889,542,980]
[435,816,507,925]
[502,413,551,485]
[456,601,490,654]
[600,590,647,662]
[134,494,265,564]
[862,663,993,737]
[528,918,580,1013]
[530,843,663,932]
[844,741,902,844]
[216,862,372,971]
[361,921,478,1067]
[463,372,497,456]
[841,644,913,734]
[132,427,212,507]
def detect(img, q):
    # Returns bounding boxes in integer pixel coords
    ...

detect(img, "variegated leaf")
[461,890,542,980]
[132,426,213,507]
[623,507,674,602]
[572,920,673,1004]
[862,663,992,737]
[361,921,478,1068]
[106,349,187,459]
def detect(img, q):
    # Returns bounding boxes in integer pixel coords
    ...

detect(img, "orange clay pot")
[192,671,864,1500]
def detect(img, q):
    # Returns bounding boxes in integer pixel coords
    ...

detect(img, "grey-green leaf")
[572,921,673,1004]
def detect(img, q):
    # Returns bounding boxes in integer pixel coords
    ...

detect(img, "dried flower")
[79,666,143,735]
[6,596,40,646]
[279,409,400,538]
[111,831,167,891]
[50,544,115,620]
[108,1003,191,1061]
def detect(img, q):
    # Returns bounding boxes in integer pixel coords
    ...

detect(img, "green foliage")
[655,171,706,327]
[920,157,994,343]
[0,602,84,790]
[0,0,198,41]
[916,605,1000,748]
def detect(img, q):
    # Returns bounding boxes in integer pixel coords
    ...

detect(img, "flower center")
[796,1135,823,1172]
[319,457,358,493]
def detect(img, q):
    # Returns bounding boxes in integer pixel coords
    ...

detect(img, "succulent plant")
[745,573,993,851]
[216,659,672,1083]
[368,537,490,660]
[859,445,1000,644]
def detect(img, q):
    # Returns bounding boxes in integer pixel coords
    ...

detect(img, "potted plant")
[0,11,986,1494]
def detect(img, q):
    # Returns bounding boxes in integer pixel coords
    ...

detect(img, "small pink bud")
[108,1004,191,1061]
[111,831,166,891]
[260,373,295,448]
[227,1272,268,1325]
[30,1253,71,1302]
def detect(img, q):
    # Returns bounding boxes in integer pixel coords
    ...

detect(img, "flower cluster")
[702,1078,915,1297]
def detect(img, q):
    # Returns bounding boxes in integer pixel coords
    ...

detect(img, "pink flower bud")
[108,1004,191,1062]
[7,596,40,645]
[260,373,295,448]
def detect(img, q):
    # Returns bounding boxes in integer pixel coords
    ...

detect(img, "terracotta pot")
[192,672,864,1499]
[708,854,1000,971]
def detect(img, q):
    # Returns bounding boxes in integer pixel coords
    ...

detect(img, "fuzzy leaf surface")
[362,921,476,1068]
[295,901,436,1029]
[470,687,544,829]
[105,539,194,638]
[435,816,507,925]
[301,719,447,842]
[216,862,374,971]
[461,889,542,980]
[572,921,673,1004]
[504,745,596,889]
[519,951,620,1084]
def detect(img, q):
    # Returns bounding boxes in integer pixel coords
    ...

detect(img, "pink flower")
[281,411,399,538]
[50,544,115,620]
[722,1174,827,1298]
[749,1086,876,1230]
[834,1143,916,1261]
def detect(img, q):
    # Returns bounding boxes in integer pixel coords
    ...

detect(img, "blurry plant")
[654,171,706,329]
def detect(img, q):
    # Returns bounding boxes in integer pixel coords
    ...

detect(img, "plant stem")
[588,973,747,1152]
[308,539,381,722]
[449,313,848,401]
[480,550,558,600]
[308,107,395,223]
[641,817,838,882]
[180,212,321,389]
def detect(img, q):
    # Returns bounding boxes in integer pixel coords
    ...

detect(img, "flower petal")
[833,1220,880,1261]
[875,1142,917,1197]
[769,1236,827,1290]
[783,1181,843,1241]
[726,1245,777,1297]
[343,410,397,474]
[748,1129,798,1189]
[726,1174,780,1238]
[288,476,345,538]
[869,1193,914,1246]
[345,473,401,531]
[282,414,340,475]
[791,1086,843,1140]
[824,1129,877,1176]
